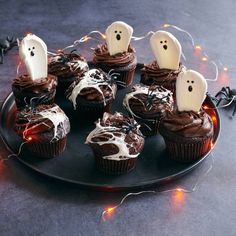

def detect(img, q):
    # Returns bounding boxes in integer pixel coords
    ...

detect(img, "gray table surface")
[0,0,236,235]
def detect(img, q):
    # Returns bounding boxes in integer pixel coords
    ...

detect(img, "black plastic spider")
[215,86,236,116]
[0,36,18,64]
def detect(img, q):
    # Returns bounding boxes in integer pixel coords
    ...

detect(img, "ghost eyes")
[28,47,35,51]
[114,31,122,33]
[187,80,194,83]
[160,40,167,44]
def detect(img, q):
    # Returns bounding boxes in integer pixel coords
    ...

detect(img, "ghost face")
[176,70,207,112]
[19,34,48,80]
[106,21,133,56]
[150,31,182,70]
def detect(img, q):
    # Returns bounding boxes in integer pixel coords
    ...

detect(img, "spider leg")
[232,103,236,116]
[0,49,4,64]
[215,90,228,98]
[216,98,223,107]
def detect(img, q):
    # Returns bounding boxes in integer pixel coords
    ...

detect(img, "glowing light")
[201,57,208,62]
[210,142,214,149]
[211,116,217,122]
[203,105,208,109]
[27,136,32,141]
[176,188,183,192]
[223,67,228,71]
[101,34,106,39]
[195,45,201,50]
[107,207,114,213]
[162,23,171,28]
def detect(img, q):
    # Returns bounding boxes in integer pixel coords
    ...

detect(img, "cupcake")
[123,84,174,136]
[141,31,185,92]
[48,50,89,94]
[93,21,137,87]
[12,34,57,110]
[159,70,214,162]
[85,112,145,175]
[66,68,117,120]
[14,104,70,158]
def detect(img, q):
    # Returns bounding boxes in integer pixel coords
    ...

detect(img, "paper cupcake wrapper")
[132,116,160,136]
[27,136,67,158]
[75,96,113,121]
[140,74,176,93]
[95,61,137,88]
[95,155,137,175]
[164,137,213,163]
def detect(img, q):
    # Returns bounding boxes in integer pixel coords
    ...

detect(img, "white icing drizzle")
[38,105,70,140]
[68,69,116,110]
[68,60,88,72]
[85,112,142,161]
[123,84,173,118]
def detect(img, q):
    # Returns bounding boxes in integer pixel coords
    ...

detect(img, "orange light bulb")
[163,24,170,28]
[195,45,201,50]
[201,57,208,62]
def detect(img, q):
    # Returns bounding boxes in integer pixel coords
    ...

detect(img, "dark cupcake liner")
[27,136,67,158]
[140,73,176,93]
[95,155,137,175]
[130,115,159,136]
[75,96,114,121]
[12,88,56,110]
[56,77,78,96]
[95,60,137,88]
[163,136,213,163]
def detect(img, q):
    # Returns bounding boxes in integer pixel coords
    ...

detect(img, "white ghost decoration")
[105,21,133,56]
[19,34,48,81]
[150,30,182,70]
[176,69,207,112]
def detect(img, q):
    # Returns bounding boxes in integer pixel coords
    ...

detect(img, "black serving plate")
[0,64,220,191]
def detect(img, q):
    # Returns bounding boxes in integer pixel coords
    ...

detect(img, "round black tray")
[0,64,220,191]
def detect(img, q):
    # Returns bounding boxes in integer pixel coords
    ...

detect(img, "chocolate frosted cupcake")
[159,110,213,162]
[86,112,145,175]
[14,104,70,158]
[93,44,137,87]
[12,74,57,110]
[48,51,89,93]
[159,69,213,162]
[141,61,185,92]
[66,69,117,120]
[13,34,57,110]
[123,84,174,136]
[141,30,185,92]
[93,21,137,87]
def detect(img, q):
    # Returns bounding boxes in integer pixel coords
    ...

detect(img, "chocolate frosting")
[93,43,136,68]
[125,85,173,119]
[66,69,116,103]
[12,74,57,93]
[48,52,88,79]
[15,104,70,141]
[141,61,185,86]
[160,110,213,138]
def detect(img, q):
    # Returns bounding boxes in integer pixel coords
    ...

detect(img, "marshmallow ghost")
[150,31,182,70]
[176,70,207,112]
[105,21,133,56]
[19,34,47,80]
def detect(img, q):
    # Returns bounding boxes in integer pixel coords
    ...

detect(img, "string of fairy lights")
[101,152,215,222]
[0,23,235,221]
